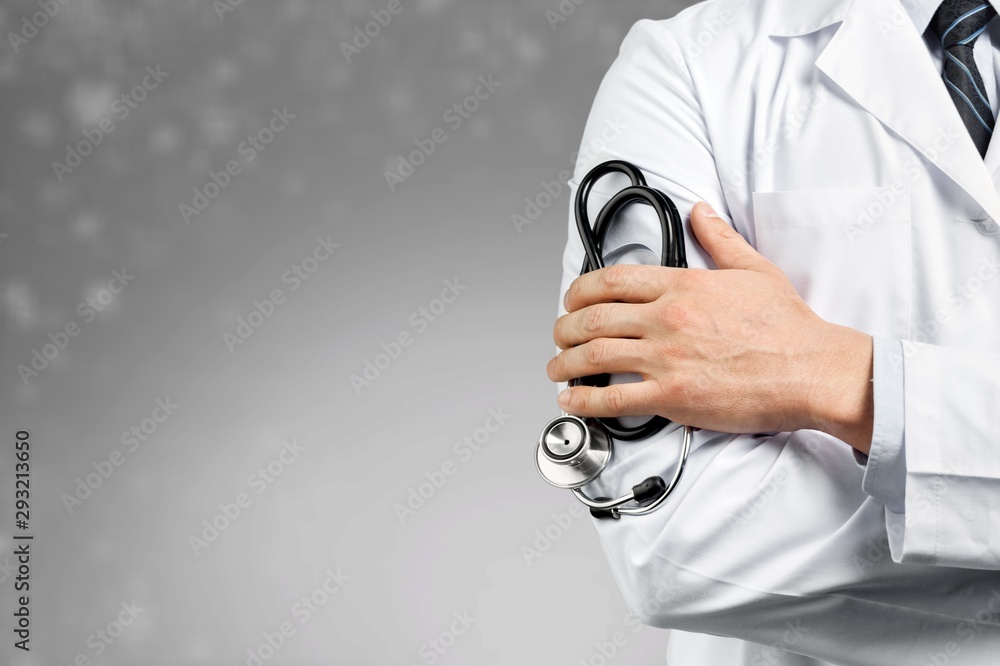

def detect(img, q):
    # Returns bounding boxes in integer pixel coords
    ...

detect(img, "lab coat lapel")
[814,0,1000,224]
[985,122,1000,174]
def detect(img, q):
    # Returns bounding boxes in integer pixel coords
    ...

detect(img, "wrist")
[802,322,875,453]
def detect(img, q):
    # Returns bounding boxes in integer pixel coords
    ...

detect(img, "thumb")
[690,202,773,272]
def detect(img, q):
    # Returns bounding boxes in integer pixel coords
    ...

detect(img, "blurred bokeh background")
[0,0,695,663]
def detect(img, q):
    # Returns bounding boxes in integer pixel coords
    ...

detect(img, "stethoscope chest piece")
[535,415,612,489]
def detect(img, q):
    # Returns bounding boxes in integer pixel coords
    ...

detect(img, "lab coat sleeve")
[884,340,1000,569]
[556,17,1000,665]
[859,337,907,515]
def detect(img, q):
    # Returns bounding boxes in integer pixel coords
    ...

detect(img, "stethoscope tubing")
[536,159,694,519]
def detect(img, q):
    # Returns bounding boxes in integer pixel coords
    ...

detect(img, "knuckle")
[582,306,606,335]
[605,385,629,413]
[586,339,609,367]
[658,301,691,330]
[601,264,630,293]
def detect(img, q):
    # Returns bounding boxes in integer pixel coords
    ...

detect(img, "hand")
[547,203,875,452]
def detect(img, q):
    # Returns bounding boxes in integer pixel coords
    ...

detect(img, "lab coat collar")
[812,0,1000,225]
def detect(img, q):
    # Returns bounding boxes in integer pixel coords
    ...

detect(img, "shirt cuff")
[858,336,907,513]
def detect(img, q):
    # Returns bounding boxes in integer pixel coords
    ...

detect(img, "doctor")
[548,0,1000,663]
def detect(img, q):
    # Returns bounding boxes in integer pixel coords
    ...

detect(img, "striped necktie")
[929,0,998,157]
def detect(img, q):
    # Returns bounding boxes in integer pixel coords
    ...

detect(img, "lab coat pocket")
[752,186,911,339]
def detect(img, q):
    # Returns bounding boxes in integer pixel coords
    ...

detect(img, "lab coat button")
[958,216,999,235]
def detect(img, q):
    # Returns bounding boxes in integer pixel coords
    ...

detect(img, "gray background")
[0,0,696,664]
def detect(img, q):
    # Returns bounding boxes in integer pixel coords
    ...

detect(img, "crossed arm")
[556,16,1000,594]
[546,201,876,453]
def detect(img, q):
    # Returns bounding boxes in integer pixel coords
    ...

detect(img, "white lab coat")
[557,0,1000,663]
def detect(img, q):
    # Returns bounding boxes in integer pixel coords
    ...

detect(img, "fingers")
[546,338,652,383]
[553,302,649,349]
[557,380,664,418]
[690,202,779,275]
[563,264,679,313]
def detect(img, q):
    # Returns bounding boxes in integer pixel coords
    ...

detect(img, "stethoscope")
[535,160,693,520]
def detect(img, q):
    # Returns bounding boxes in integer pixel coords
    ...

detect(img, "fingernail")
[699,202,720,219]
[558,388,571,409]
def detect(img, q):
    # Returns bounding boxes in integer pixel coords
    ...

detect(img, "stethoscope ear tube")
[535,159,694,518]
